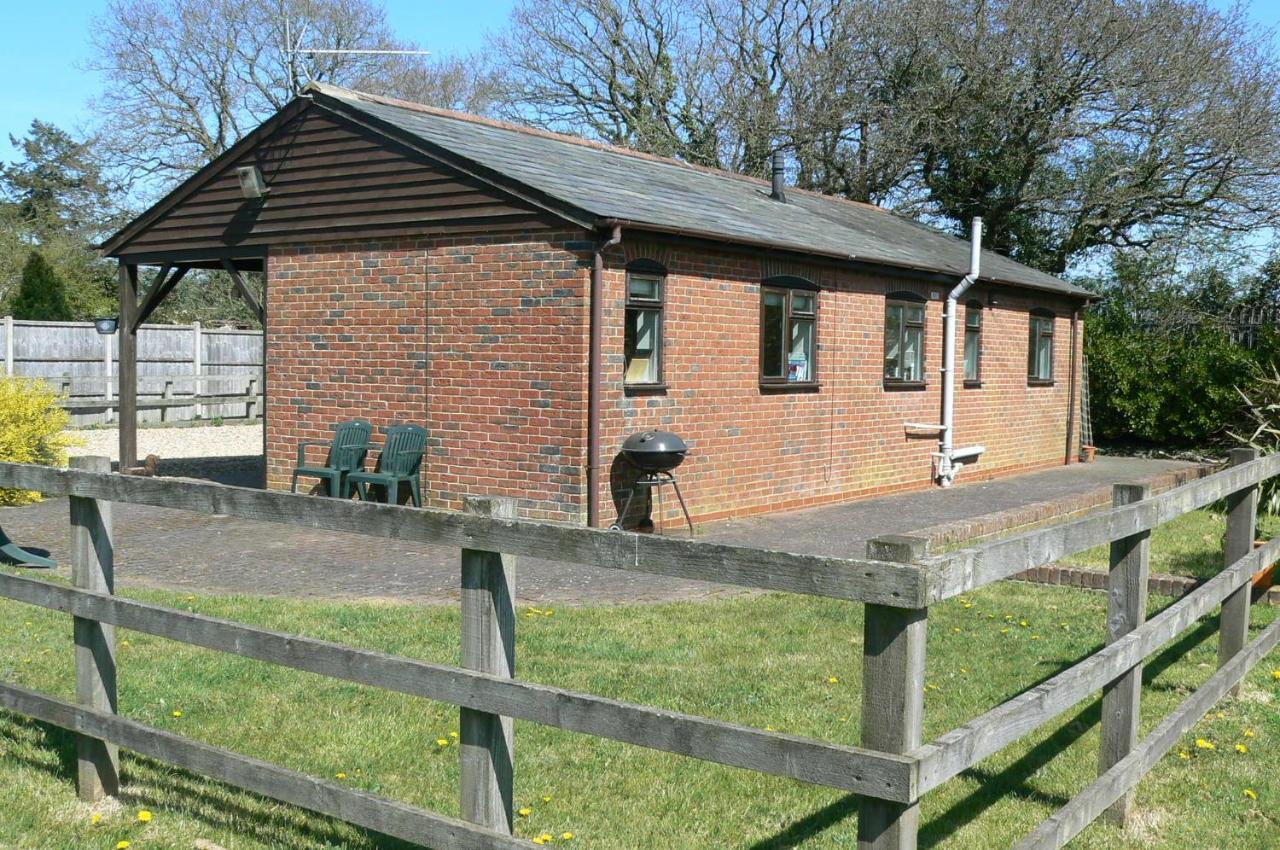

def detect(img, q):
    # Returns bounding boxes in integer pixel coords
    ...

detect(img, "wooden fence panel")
[0,317,261,425]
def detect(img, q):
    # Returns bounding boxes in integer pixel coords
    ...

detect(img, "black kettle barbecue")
[613,430,694,535]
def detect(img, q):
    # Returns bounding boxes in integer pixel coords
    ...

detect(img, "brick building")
[101,83,1091,527]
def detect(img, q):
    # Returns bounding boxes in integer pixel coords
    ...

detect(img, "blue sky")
[0,0,1276,163]
[0,0,517,159]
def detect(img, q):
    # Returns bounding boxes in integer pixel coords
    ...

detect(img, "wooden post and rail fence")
[0,451,1275,848]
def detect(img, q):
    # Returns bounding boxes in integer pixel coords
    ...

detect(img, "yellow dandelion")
[518,807,533,817]
[1216,712,1225,719]
[544,609,555,616]
[765,725,776,732]
[542,795,553,803]
[1195,738,1216,751]
[1019,620,1029,628]
[335,772,348,780]
[1031,635,1041,640]
[120,639,131,647]
[1235,743,1248,754]
[562,832,575,840]
[1245,729,1256,738]
[1001,627,1011,634]
[952,627,962,633]
[532,838,548,846]
[1271,670,1280,681]
[1245,788,1258,800]
[91,813,103,825]
[1178,751,1191,760]
[171,710,183,718]
[960,667,969,674]
[827,676,839,684]
[450,731,460,739]
[539,834,554,843]
[436,738,449,747]
[117,842,131,850]
[137,810,153,823]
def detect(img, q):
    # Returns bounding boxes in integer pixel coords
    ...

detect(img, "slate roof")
[314,83,1088,298]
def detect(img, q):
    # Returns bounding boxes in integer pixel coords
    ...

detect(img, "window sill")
[963,380,983,389]
[624,382,668,396]
[883,381,927,392]
[760,381,821,393]
[1027,379,1056,387]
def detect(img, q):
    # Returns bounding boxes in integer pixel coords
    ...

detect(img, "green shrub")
[8,251,72,321]
[0,377,72,505]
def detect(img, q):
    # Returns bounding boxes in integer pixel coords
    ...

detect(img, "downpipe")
[936,217,985,487]
[587,224,623,527]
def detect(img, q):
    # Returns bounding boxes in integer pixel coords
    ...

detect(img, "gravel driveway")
[66,424,263,461]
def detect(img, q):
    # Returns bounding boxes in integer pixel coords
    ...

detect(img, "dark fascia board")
[306,92,598,231]
[99,98,315,257]
[114,246,267,271]
[605,219,1093,300]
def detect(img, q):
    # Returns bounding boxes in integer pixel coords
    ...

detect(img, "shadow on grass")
[743,792,860,850]
[0,711,418,850]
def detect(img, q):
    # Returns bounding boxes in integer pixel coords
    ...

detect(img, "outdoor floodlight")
[236,165,269,199]
[93,317,119,335]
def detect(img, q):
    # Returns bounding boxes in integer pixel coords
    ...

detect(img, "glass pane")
[966,306,982,329]
[884,305,903,379]
[1036,334,1053,380]
[788,318,814,382]
[906,303,925,324]
[964,328,980,381]
[624,308,660,384]
[792,293,815,315]
[628,275,660,301]
[902,326,923,381]
[762,291,786,378]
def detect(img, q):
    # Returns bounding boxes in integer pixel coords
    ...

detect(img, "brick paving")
[0,455,1201,604]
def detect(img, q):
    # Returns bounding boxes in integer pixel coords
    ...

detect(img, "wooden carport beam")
[132,264,190,331]
[220,259,265,326]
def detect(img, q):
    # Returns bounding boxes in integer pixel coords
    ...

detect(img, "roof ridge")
[304,81,891,213]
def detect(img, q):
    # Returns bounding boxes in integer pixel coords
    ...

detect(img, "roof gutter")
[587,224,623,527]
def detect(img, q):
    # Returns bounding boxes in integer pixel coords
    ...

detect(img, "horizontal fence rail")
[0,452,1277,850]
[0,462,928,608]
[0,570,915,800]
[923,451,1280,601]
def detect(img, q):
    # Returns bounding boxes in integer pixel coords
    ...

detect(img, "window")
[884,292,926,386]
[1028,309,1055,384]
[624,261,665,387]
[963,300,983,385]
[760,277,817,385]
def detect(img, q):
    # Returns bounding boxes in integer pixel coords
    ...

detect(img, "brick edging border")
[1008,563,1280,604]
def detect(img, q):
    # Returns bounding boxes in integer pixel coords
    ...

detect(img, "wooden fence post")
[1220,447,1258,697]
[1099,482,1151,825]
[3,314,12,375]
[70,455,118,801]
[460,496,516,834]
[246,377,259,421]
[859,535,929,850]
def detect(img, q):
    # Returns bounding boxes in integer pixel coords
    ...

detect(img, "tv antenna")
[283,16,430,69]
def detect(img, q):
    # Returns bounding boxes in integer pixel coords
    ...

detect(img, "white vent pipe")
[937,217,984,487]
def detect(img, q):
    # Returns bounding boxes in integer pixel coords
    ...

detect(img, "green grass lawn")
[0,571,1276,850]
[1052,509,1280,579]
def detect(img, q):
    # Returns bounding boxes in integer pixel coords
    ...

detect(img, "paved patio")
[0,455,1203,604]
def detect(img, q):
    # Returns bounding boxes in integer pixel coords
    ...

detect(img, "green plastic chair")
[290,419,374,498]
[0,525,55,568]
[347,424,427,506]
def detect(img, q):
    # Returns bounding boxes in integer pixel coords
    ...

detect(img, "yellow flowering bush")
[0,377,72,506]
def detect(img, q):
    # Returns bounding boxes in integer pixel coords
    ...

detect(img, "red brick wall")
[594,239,1084,527]
[263,231,1082,528]
[265,230,592,522]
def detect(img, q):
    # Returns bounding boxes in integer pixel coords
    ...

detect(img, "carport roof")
[308,83,1088,298]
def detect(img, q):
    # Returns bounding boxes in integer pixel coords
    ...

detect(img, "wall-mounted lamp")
[93,317,118,335]
[236,165,269,199]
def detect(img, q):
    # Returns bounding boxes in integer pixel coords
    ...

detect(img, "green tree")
[9,252,73,321]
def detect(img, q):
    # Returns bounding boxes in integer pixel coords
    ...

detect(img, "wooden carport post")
[117,263,139,471]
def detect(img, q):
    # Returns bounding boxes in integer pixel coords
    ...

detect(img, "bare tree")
[87,0,498,196]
